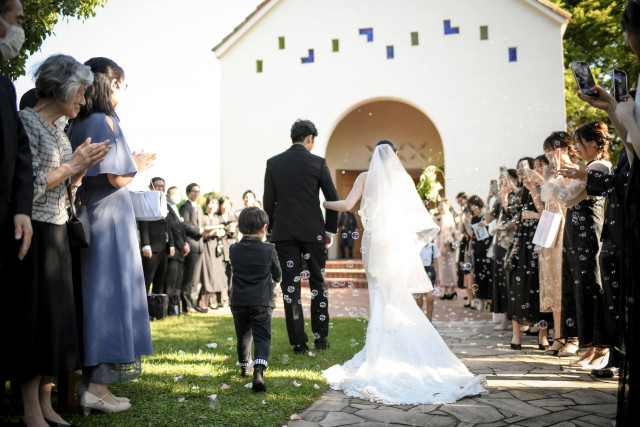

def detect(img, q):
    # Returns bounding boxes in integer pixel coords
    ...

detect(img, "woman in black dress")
[489,170,519,328]
[507,157,548,350]
[455,192,474,306]
[466,195,492,310]
[543,122,611,367]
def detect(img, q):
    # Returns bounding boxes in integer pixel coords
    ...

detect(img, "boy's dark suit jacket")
[263,144,338,243]
[0,75,33,268]
[229,236,282,308]
[166,204,187,262]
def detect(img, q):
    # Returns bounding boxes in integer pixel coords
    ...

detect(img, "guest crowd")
[425,5,640,424]
[1,0,639,425]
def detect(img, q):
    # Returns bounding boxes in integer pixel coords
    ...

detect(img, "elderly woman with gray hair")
[12,54,110,427]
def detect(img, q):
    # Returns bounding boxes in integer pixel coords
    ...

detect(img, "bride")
[322,140,486,405]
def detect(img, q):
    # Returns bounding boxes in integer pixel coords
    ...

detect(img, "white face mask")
[0,17,25,61]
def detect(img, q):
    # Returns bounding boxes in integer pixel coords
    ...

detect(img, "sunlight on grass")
[2,315,366,426]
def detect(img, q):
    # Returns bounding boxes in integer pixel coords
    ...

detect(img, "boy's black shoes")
[314,338,330,350]
[252,365,267,392]
[293,344,309,355]
[241,363,253,377]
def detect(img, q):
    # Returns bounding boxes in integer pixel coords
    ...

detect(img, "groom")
[263,119,339,354]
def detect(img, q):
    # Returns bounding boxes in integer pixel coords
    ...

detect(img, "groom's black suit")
[264,143,339,346]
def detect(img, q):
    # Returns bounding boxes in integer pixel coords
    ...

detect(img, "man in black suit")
[1,0,32,271]
[164,186,189,315]
[139,177,174,294]
[263,119,339,354]
[179,183,210,313]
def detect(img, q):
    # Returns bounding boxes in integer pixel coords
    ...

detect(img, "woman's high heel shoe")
[77,382,129,403]
[449,292,458,300]
[81,391,131,415]
[510,342,522,350]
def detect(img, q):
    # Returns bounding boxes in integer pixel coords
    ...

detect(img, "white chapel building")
[213,0,570,217]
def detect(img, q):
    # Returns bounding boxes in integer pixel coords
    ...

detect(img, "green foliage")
[549,0,633,164]
[0,0,107,80]
[1,315,367,426]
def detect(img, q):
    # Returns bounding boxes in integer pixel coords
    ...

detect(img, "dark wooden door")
[335,170,365,259]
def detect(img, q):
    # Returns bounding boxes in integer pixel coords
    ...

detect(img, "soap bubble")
[323,290,329,298]
[321,268,326,276]
[341,233,348,239]
[346,260,354,268]
[471,284,479,292]
[320,302,326,308]
[300,270,310,279]
[294,276,301,282]
[566,318,575,327]
[287,286,295,293]
[353,290,360,296]
[304,253,310,260]
[538,320,548,328]
[286,260,294,268]
[319,315,326,321]
[352,231,360,240]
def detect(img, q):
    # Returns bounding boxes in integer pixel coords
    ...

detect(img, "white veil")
[359,144,440,293]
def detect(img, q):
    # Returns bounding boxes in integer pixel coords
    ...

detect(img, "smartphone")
[500,166,509,180]
[613,69,628,102]
[490,179,498,193]
[570,61,598,98]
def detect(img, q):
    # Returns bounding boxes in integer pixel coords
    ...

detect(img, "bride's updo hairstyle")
[376,139,398,153]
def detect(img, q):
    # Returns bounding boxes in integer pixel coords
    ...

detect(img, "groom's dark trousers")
[264,143,339,346]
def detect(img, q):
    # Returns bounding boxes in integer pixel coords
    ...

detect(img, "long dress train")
[323,145,486,404]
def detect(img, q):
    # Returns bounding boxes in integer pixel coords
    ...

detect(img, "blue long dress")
[67,113,153,383]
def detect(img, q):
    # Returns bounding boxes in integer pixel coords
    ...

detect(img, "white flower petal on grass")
[131,379,139,383]
[205,343,218,348]
[222,355,229,360]
[178,350,186,354]
[191,386,200,390]
[177,397,186,403]
[244,382,253,388]
[220,383,229,390]
[313,384,320,389]
[293,380,302,387]
[174,374,184,382]
[261,399,267,405]
[227,337,233,341]
[202,372,211,377]
[290,413,302,420]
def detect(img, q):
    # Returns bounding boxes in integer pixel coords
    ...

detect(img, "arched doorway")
[325,99,444,260]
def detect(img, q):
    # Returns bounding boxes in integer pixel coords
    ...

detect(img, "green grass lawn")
[1,315,367,426]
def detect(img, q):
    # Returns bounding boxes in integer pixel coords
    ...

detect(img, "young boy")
[229,206,282,392]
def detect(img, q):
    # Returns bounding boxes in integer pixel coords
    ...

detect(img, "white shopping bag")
[532,210,562,248]
[130,190,168,221]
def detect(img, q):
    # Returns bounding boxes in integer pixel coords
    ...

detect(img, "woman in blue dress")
[67,57,155,415]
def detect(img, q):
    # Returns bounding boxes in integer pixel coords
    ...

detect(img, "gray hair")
[34,54,94,102]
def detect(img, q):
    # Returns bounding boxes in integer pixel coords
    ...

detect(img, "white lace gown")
[323,145,487,405]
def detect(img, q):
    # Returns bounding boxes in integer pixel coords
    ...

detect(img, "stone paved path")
[208,288,618,426]
[283,292,618,427]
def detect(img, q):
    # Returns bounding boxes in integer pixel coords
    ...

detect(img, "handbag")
[130,189,168,221]
[532,210,563,248]
[66,182,91,249]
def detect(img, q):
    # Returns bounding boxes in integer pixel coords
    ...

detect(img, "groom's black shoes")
[252,364,267,392]
[314,338,330,350]
[293,344,309,355]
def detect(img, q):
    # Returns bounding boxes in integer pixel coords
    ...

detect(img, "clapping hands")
[133,150,156,173]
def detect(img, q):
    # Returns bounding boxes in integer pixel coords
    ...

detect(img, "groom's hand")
[325,232,334,249]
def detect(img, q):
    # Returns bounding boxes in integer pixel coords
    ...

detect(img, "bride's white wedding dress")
[323,145,486,405]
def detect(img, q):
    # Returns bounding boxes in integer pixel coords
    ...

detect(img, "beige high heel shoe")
[81,390,131,415]
[76,382,130,403]
[582,348,610,370]
[569,347,596,367]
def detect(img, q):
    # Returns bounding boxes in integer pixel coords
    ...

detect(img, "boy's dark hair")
[290,119,318,143]
[238,206,269,235]
[622,0,640,31]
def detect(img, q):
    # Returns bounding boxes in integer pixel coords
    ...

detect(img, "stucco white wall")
[216,0,567,208]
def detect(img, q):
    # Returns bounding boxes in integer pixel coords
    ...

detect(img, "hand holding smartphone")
[570,61,598,99]
[613,69,628,102]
